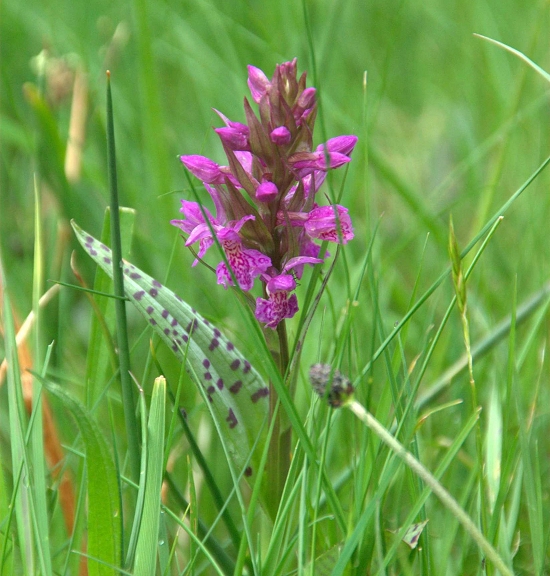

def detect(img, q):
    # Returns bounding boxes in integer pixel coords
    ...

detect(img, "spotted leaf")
[72,221,269,479]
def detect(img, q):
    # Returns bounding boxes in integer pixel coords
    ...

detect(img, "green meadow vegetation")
[1,0,549,574]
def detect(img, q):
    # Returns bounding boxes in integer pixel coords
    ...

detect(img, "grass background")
[1,0,550,574]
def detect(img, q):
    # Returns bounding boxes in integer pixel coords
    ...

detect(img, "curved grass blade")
[43,382,121,576]
[474,34,550,83]
[71,221,269,481]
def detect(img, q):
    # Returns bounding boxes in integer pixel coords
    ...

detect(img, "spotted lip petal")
[304,205,354,244]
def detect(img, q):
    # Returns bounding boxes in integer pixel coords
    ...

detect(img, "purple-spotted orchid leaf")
[71,221,269,480]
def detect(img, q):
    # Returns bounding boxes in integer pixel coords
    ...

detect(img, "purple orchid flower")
[255,256,321,328]
[174,60,357,328]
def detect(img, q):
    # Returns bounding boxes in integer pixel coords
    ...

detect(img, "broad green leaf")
[71,221,269,481]
[44,383,121,576]
[133,377,166,575]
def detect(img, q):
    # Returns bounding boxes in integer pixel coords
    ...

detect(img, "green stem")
[266,319,291,516]
[347,401,513,576]
[106,72,140,485]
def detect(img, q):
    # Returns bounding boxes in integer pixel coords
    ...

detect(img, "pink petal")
[255,292,298,328]
[305,205,354,244]
[270,126,291,146]
[247,65,270,103]
[256,181,278,202]
[180,155,226,184]
[317,135,358,157]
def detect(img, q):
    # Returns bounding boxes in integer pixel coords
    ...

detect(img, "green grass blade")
[134,376,166,575]
[30,174,52,576]
[0,447,14,575]
[2,285,34,574]
[43,383,121,576]
[474,34,550,83]
[125,378,150,568]
[85,207,136,408]
[105,72,141,484]
[356,154,550,385]
[516,393,544,574]
[377,407,481,573]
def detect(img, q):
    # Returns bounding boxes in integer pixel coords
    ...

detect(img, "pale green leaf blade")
[44,383,121,576]
[71,221,269,479]
[134,376,166,576]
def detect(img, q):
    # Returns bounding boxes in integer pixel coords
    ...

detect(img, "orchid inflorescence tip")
[172,59,357,328]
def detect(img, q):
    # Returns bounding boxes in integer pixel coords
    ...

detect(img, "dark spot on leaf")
[203,359,210,368]
[226,408,238,428]
[152,280,162,288]
[149,318,157,325]
[227,342,234,351]
[164,328,170,335]
[130,272,141,280]
[244,467,252,477]
[171,319,178,327]
[251,387,269,403]
[186,319,199,334]
[161,309,169,318]
[204,372,212,380]
[103,257,111,264]
[230,381,242,394]
[134,291,145,300]
[243,361,251,374]
[207,385,215,402]
[146,306,154,314]
[209,338,219,351]
[216,378,224,390]
[214,328,221,338]
[230,359,240,371]
[149,288,158,297]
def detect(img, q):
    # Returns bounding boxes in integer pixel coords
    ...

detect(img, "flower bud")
[247,65,270,103]
[270,126,292,146]
[180,155,226,184]
[256,181,278,202]
[215,127,249,151]
[318,135,358,156]
[288,151,351,178]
